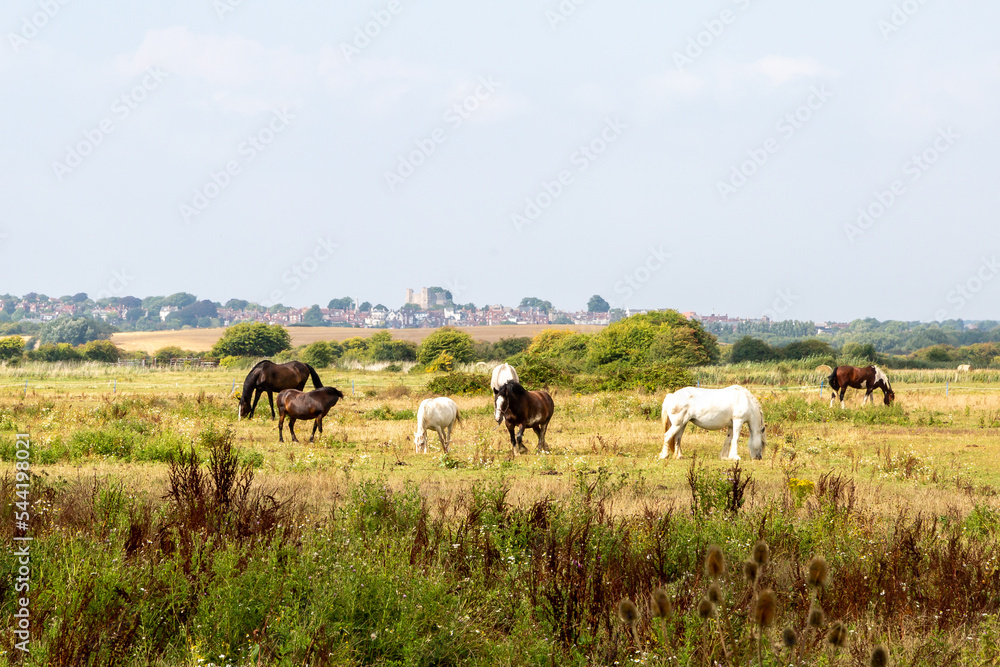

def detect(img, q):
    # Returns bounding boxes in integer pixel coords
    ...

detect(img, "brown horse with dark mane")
[828,365,894,408]
[493,381,554,455]
[238,360,323,419]
[276,386,345,443]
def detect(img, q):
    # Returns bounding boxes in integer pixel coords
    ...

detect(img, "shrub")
[0,335,24,362]
[598,363,694,393]
[426,372,490,396]
[417,328,475,365]
[80,339,121,362]
[300,340,343,368]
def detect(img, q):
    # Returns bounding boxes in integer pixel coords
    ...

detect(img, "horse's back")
[418,396,459,427]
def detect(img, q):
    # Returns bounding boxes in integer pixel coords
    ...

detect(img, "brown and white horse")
[828,365,894,408]
[494,381,554,455]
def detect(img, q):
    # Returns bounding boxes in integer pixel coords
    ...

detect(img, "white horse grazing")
[414,397,461,453]
[659,385,766,461]
[491,363,519,396]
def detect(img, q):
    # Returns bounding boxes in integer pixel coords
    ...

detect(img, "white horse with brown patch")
[659,385,766,460]
[414,397,461,453]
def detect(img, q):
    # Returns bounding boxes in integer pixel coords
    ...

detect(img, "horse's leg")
[839,387,847,409]
[435,426,447,452]
[660,420,685,459]
[532,425,547,452]
[720,427,734,459]
[506,424,519,454]
[288,418,298,443]
[515,425,527,455]
[309,418,320,443]
[445,423,453,452]
[726,419,743,460]
[250,388,264,418]
[267,391,276,419]
[278,412,285,443]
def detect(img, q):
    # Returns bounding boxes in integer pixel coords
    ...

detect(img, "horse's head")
[883,389,895,405]
[237,392,251,419]
[494,392,505,424]
[414,430,427,450]
[756,424,767,460]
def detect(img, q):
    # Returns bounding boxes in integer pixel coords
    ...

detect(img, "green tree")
[154,346,188,363]
[519,297,552,312]
[211,323,292,358]
[587,294,610,313]
[225,299,249,310]
[39,317,116,346]
[0,336,24,362]
[781,339,834,360]
[328,297,354,310]
[358,301,372,312]
[730,336,778,363]
[303,305,327,327]
[417,328,475,365]
[30,343,81,362]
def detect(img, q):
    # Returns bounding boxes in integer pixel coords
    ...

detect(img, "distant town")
[0,286,851,332]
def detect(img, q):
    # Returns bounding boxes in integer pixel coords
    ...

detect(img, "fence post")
[946,380,949,397]
[23,380,27,398]
[114,378,117,394]
[820,379,824,396]
[352,379,355,395]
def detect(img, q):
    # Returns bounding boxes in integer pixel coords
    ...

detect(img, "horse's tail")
[454,408,461,426]
[306,363,323,389]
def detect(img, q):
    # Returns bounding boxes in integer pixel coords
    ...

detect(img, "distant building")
[405,287,450,310]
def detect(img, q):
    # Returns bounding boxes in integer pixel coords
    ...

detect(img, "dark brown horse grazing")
[239,360,323,419]
[828,365,895,408]
[493,381,554,455]
[276,386,345,443]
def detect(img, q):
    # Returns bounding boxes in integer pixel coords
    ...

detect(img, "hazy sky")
[2,1,998,322]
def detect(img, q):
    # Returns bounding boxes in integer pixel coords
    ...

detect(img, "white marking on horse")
[414,397,460,453]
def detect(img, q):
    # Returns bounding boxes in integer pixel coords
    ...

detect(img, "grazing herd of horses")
[236,358,894,460]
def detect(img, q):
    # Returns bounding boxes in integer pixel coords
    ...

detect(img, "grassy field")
[0,364,999,665]
[111,324,606,354]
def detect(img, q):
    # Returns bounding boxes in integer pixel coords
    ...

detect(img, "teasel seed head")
[697,597,716,619]
[708,582,724,605]
[752,589,777,628]
[827,621,848,649]
[870,645,889,667]
[651,588,672,618]
[705,545,726,579]
[743,559,759,584]
[752,540,770,567]
[807,555,829,589]
[781,626,798,649]
[808,604,826,628]
[617,598,639,626]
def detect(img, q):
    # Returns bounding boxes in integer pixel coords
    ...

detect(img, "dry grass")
[112,324,606,353]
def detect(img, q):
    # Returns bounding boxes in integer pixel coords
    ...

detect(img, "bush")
[426,372,490,396]
[730,336,780,363]
[0,335,24,362]
[80,339,121,363]
[597,363,695,393]
[212,323,291,358]
[300,340,343,368]
[30,342,81,362]
[417,328,475,365]
[587,311,718,368]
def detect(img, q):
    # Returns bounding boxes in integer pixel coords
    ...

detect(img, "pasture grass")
[0,366,998,664]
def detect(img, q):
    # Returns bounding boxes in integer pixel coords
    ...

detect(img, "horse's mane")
[500,380,528,399]
[873,365,891,390]
[249,359,271,371]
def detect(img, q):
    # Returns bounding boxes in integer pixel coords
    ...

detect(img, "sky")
[1,1,998,323]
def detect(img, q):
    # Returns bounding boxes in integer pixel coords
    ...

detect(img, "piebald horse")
[828,365,894,408]
[494,381,554,455]
[660,385,766,460]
